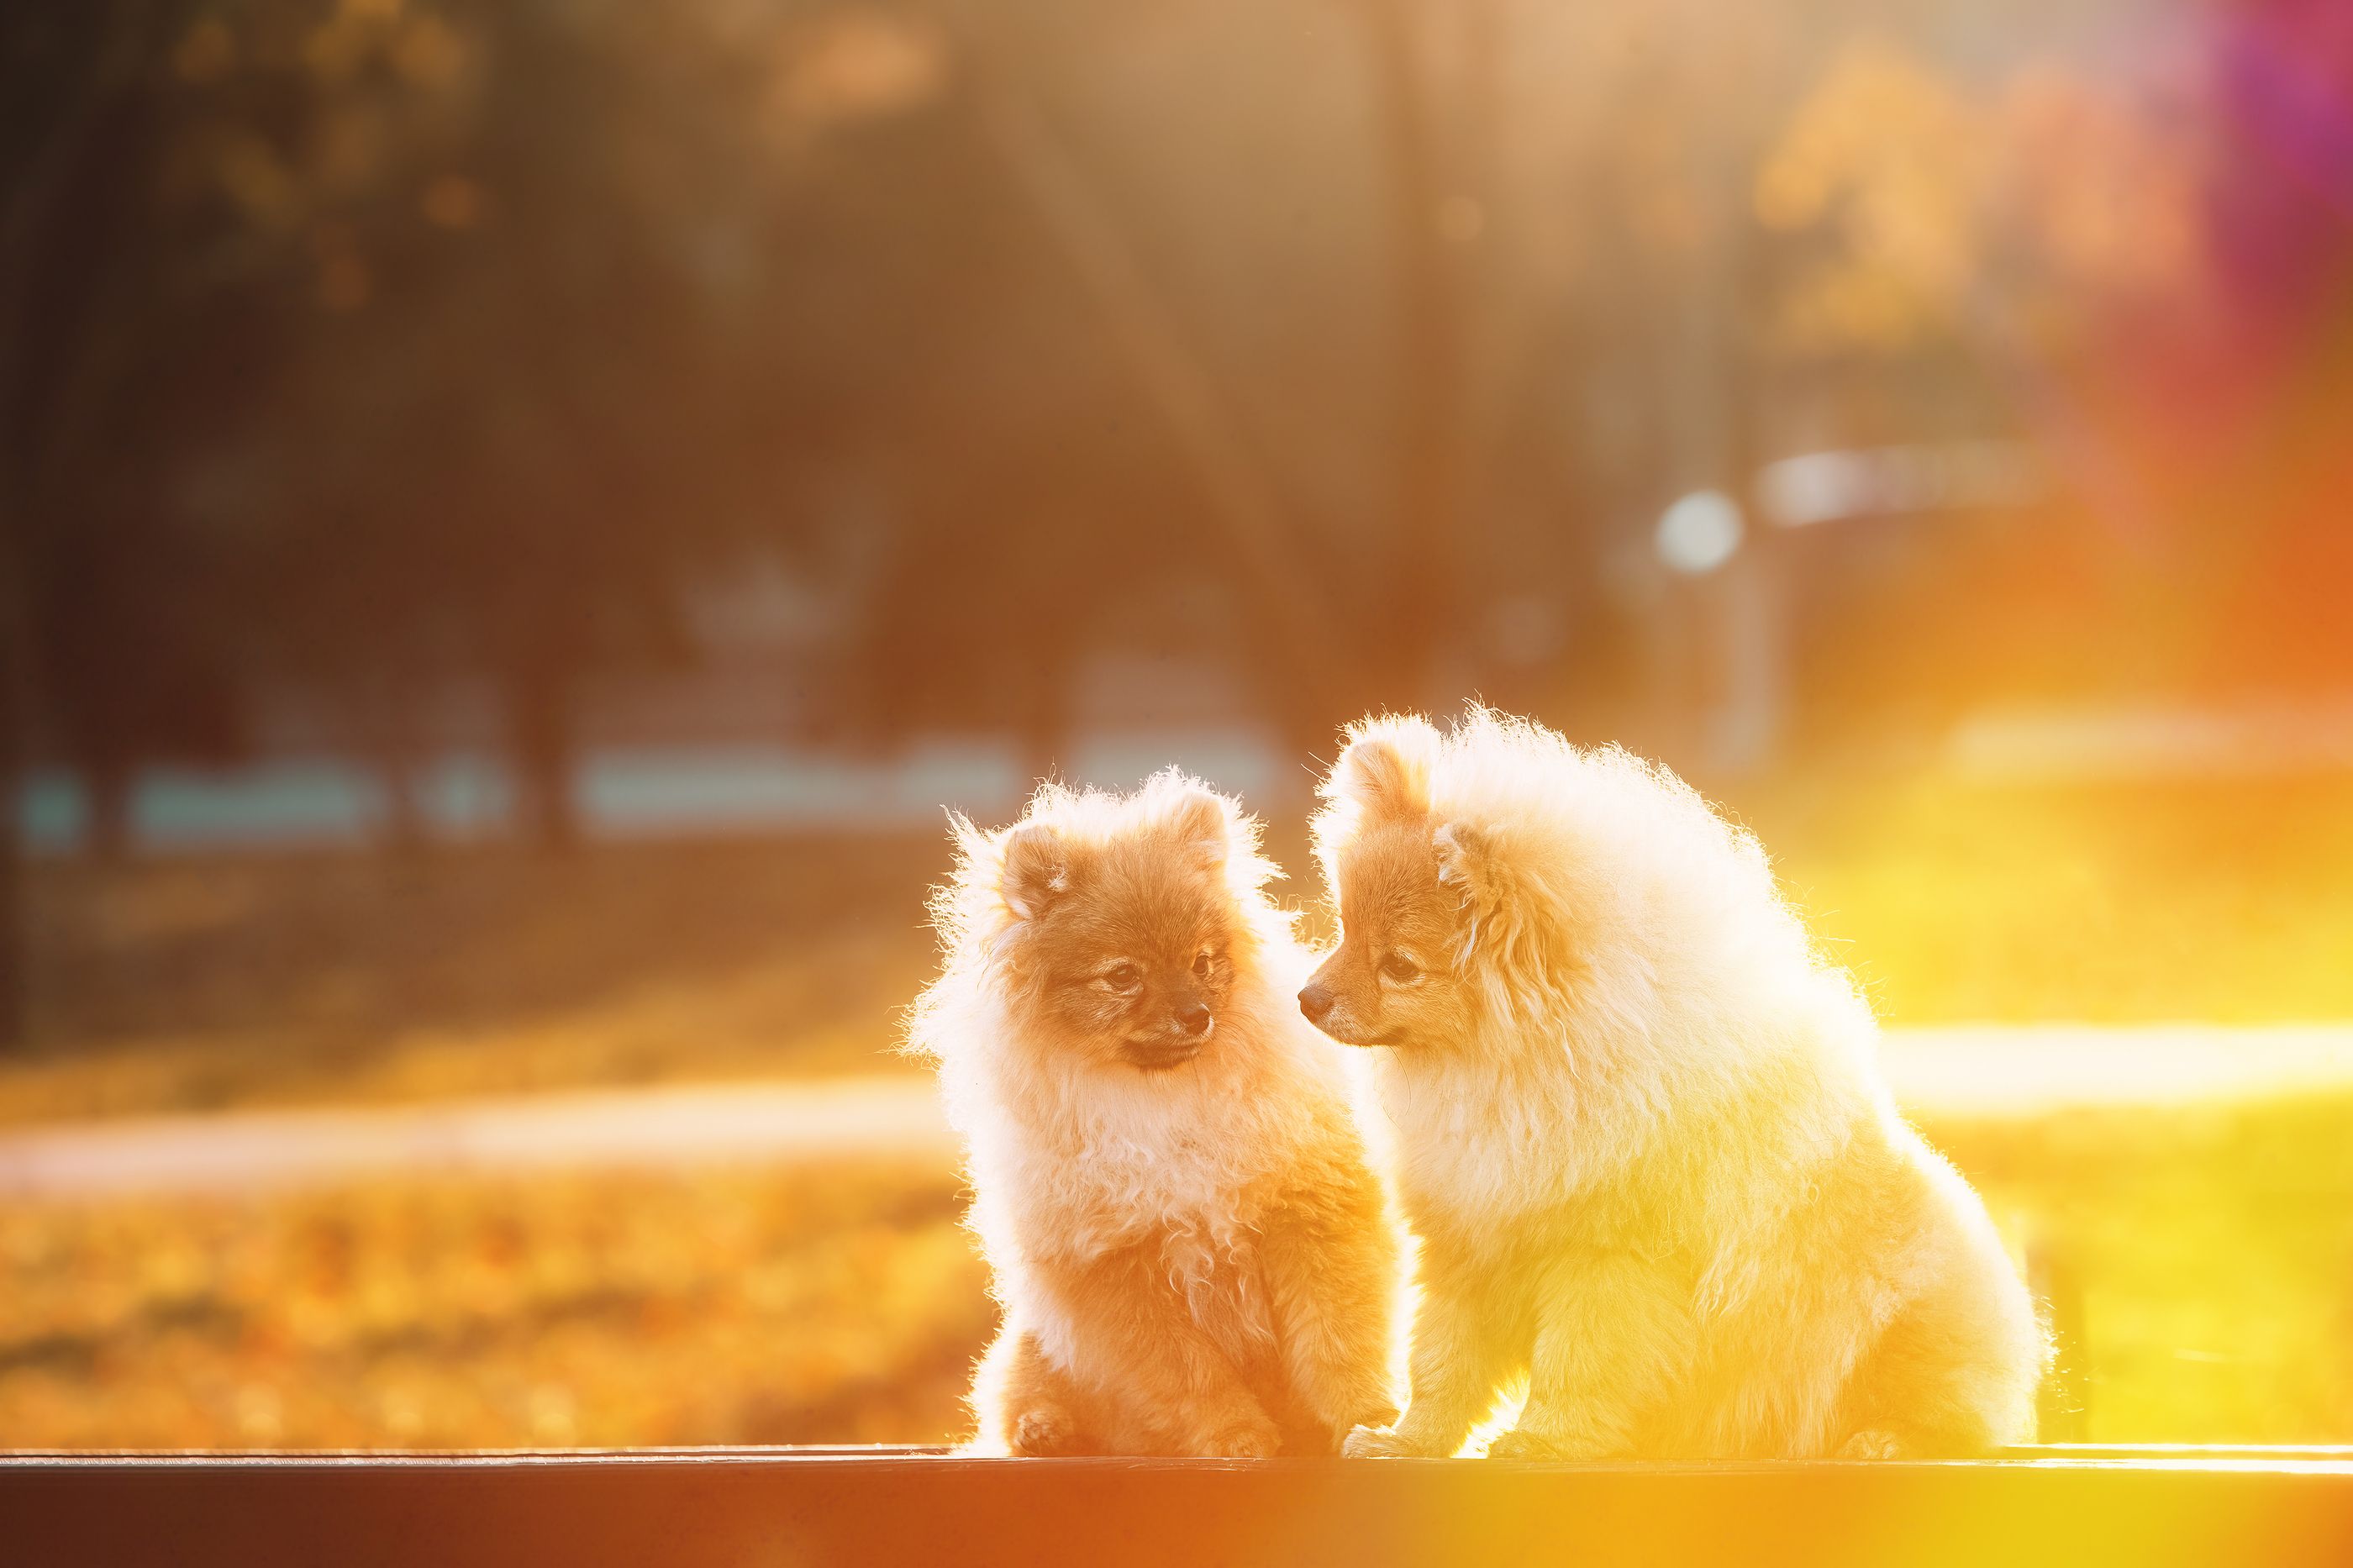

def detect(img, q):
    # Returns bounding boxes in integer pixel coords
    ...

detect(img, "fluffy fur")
[1301,708,2045,1460]
[910,771,1398,1456]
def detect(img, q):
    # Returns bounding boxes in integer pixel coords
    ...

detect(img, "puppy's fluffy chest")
[991,1063,1295,1365]
[1377,1049,1596,1227]
[1001,1068,1291,1261]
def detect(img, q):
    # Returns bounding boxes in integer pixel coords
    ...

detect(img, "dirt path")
[0,1076,955,1197]
[4,1025,2351,1197]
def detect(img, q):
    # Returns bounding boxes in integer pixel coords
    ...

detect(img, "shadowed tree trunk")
[0,625,24,1050]
[82,755,134,860]
[71,715,135,861]
[1359,0,1471,711]
[1365,0,1468,706]
[364,662,430,856]
[507,645,581,855]
[1015,617,1074,794]
[0,2,194,1044]
[497,549,596,853]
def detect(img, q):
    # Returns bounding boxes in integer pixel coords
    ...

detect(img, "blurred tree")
[5,0,2329,978]
[1750,26,2353,709]
[199,0,809,850]
[1,0,225,1041]
[0,0,970,860]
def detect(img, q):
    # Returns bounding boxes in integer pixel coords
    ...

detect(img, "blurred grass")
[5,1097,2352,1448]
[1,837,949,1125]
[1943,1093,2353,1444]
[1762,775,2353,1024]
[4,775,2351,1125]
[0,1159,988,1449]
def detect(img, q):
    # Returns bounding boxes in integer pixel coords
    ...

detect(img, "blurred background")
[2,0,2350,1450]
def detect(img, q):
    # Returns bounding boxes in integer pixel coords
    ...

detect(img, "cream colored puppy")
[1301,709,2045,1460]
[912,772,1398,1456]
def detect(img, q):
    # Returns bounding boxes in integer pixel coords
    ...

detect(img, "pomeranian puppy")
[1302,709,2044,1460]
[910,771,1398,1457]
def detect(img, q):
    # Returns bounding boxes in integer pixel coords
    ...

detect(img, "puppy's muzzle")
[1123,1007,1213,1070]
[1299,981,1393,1046]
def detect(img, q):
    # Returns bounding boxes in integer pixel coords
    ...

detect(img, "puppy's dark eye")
[1192,949,1215,977]
[1379,952,1420,984]
[1103,962,1142,992]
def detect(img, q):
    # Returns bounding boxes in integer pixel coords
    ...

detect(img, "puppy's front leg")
[1488,1252,1692,1460]
[1050,1244,1281,1457]
[1261,1171,1401,1450]
[979,1324,1093,1455]
[1344,1262,1510,1459]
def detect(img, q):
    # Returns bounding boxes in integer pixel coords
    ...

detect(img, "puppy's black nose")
[1176,1002,1213,1037]
[1298,984,1334,1024]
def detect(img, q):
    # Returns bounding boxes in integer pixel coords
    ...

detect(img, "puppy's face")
[997,792,1250,1074]
[1300,718,1483,1050]
[1299,818,1469,1049]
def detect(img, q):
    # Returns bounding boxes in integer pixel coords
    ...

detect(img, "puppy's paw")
[1202,1417,1281,1460]
[1320,1405,1401,1455]
[1837,1429,1905,1460]
[1341,1423,1428,1459]
[1009,1408,1081,1457]
[1486,1427,1578,1461]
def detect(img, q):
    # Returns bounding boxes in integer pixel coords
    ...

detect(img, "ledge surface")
[8,1445,2353,1567]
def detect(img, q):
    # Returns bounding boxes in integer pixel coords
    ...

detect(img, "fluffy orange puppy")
[1302,709,2045,1460]
[911,771,1398,1456]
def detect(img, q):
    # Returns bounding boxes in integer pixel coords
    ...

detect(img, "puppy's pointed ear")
[999,823,1071,921]
[1434,819,1497,904]
[1166,785,1235,872]
[1436,818,1515,971]
[1436,818,1570,999]
[1327,716,1439,823]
